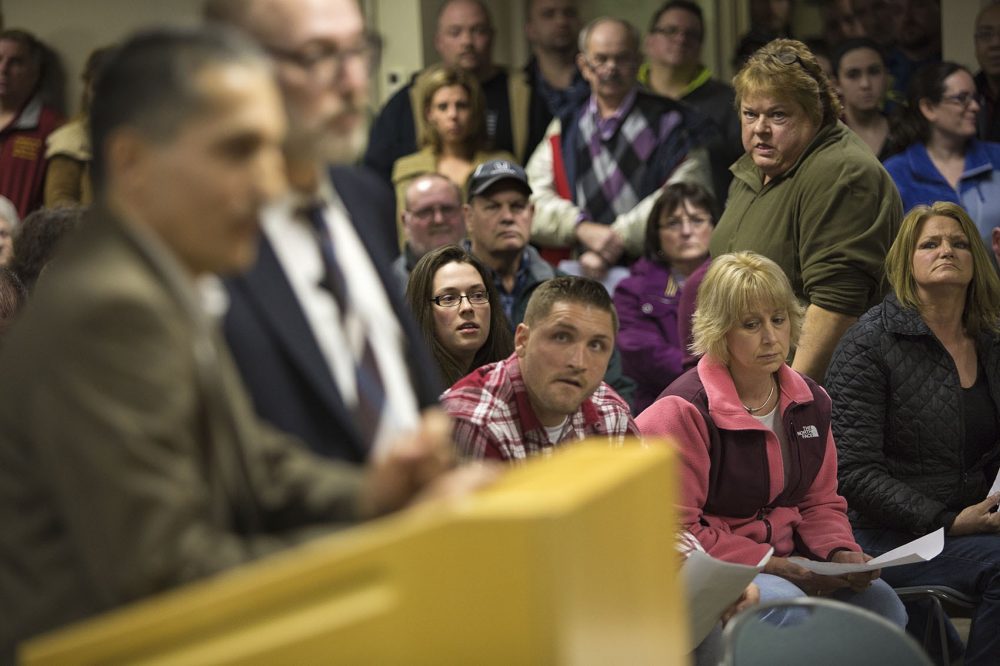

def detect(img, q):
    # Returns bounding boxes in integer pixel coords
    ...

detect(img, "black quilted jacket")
[826,294,1000,534]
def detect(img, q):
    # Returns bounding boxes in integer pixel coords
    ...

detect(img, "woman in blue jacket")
[884,62,1000,248]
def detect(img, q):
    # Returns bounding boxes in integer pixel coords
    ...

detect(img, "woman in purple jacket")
[613,182,716,413]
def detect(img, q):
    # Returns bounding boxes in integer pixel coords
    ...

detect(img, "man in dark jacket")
[207,0,444,463]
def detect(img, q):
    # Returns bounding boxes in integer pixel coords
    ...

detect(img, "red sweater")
[0,95,64,218]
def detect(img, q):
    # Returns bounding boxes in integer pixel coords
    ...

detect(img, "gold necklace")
[743,379,775,414]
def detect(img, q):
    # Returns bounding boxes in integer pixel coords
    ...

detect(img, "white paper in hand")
[790,528,944,575]
[988,467,1000,499]
[681,548,771,648]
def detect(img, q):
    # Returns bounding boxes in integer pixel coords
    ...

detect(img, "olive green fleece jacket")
[710,122,902,317]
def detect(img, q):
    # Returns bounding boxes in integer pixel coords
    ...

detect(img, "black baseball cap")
[466,159,532,201]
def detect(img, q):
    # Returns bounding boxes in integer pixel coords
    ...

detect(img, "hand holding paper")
[790,528,944,576]
[681,548,771,648]
[950,494,1000,536]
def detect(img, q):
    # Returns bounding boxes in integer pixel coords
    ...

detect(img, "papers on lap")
[790,528,944,576]
[682,548,772,648]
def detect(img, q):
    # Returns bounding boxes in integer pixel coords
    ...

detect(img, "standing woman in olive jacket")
[826,201,1000,666]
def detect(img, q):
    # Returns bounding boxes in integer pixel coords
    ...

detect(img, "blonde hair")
[691,252,805,364]
[416,64,488,153]
[733,38,843,128]
[885,202,1000,336]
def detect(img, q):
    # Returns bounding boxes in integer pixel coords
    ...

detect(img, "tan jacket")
[0,208,364,655]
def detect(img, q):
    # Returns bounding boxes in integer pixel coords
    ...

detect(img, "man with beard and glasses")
[525,17,712,282]
[204,0,444,464]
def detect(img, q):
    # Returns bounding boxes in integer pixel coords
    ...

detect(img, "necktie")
[303,202,387,450]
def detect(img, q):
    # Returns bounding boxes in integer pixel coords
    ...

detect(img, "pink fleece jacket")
[636,355,860,566]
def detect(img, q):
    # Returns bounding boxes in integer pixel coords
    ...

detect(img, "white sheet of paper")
[789,528,944,575]
[988,467,1000,498]
[681,548,772,648]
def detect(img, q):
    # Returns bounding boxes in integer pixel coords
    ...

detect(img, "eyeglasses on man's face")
[430,291,489,308]
[582,52,638,72]
[407,204,462,222]
[263,32,382,83]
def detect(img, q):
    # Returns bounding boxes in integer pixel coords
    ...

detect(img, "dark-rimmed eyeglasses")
[941,92,983,110]
[263,32,382,83]
[406,204,462,222]
[430,291,489,308]
[581,53,638,72]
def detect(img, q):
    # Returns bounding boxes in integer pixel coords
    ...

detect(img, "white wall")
[4,0,988,118]
[5,0,204,115]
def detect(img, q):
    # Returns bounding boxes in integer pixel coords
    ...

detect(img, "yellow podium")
[21,442,687,665]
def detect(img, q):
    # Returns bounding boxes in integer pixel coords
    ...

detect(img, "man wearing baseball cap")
[463,158,552,327]
[463,158,636,408]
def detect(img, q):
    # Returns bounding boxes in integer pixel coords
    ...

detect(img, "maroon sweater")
[0,95,64,218]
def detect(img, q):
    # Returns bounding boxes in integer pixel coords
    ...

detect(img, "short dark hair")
[886,61,970,154]
[831,37,885,77]
[648,1,704,37]
[11,206,85,292]
[643,181,718,262]
[437,0,494,33]
[406,244,514,387]
[0,29,43,65]
[523,276,618,334]
[89,26,268,192]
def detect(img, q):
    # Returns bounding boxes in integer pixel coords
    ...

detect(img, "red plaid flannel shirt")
[441,353,639,462]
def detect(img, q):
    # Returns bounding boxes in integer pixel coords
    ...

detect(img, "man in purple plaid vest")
[525,17,714,280]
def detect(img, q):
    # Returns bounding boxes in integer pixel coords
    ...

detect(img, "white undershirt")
[752,404,792,491]
[261,180,420,458]
[543,417,570,444]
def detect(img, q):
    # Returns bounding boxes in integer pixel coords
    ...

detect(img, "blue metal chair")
[721,597,933,666]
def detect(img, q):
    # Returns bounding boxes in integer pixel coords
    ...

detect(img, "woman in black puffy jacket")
[826,201,1000,666]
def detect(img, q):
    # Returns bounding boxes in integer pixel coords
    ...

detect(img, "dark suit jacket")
[0,208,364,656]
[224,166,442,464]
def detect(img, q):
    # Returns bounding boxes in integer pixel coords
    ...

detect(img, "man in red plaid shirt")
[442,275,638,461]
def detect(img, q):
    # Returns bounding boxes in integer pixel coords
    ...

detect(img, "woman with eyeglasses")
[884,62,1000,249]
[406,244,514,388]
[392,65,515,245]
[613,182,716,413]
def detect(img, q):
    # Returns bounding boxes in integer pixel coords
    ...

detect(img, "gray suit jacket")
[0,207,365,655]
